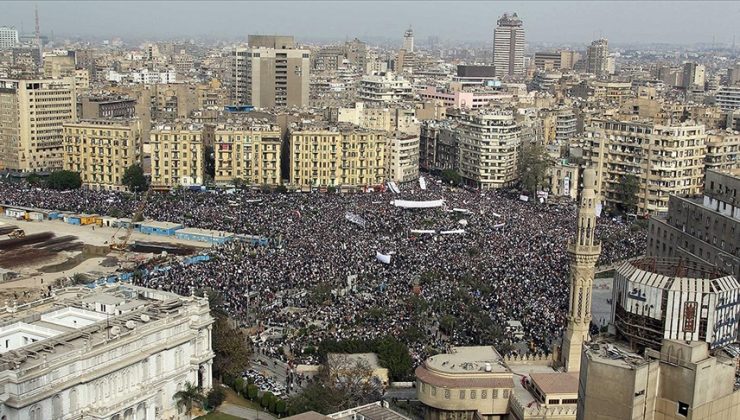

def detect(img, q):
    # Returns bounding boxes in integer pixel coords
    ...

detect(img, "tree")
[262,391,275,408]
[122,164,148,192]
[517,142,552,196]
[275,399,287,416]
[173,381,206,417]
[26,173,43,186]
[205,387,226,411]
[46,170,82,190]
[616,174,640,214]
[441,169,462,186]
[206,291,251,381]
[234,377,245,396]
[247,384,259,401]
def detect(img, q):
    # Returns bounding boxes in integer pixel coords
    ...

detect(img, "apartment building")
[214,124,282,186]
[584,119,707,214]
[357,72,413,104]
[78,95,136,119]
[0,78,77,172]
[230,36,310,108]
[715,86,740,112]
[0,26,19,49]
[585,39,609,76]
[332,102,419,135]
[289,126,386,190]
[457,109,521,190]
[62,119,142,191]
[149,123,206,188]
[705,131,740,172]
[386,133,420,184]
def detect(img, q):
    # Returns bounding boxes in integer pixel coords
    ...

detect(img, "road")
[219,403,276,420]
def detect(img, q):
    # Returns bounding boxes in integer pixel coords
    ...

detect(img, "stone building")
[149,123,207,188]
[213,124,282,186]
[62,119,143,191]
[0,283,214,420]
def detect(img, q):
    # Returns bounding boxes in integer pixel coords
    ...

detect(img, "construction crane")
[110,189,151,252]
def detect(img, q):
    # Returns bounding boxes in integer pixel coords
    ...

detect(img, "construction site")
[0,212,207,304]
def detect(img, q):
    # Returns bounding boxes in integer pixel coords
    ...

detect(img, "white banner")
[494,223,506,229]
[376,252,392,264]
[410,229,436,234]
[452,208,471,214]
[387,181,400,194]
[345,212,366,228]
[419,177,427,190]
[392,199,445,209]
[440,229,465,235]
[519,195,529,202]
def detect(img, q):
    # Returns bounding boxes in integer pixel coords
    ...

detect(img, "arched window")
[156,354,163,376]
[29,405,41,420]
[136,403,146,420]
[70,388,78,412]
[52,394,63,419]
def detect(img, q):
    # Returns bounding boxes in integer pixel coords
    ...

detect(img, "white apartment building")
[0,78,77,172]
[716,86,740,112]
[0,27,19,49]
[457,109,521,190]
[0,284,214,420]
[386,133,420,184]
[357,73,413,104]
[584,119,707,215]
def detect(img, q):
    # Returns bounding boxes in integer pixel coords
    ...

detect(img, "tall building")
[0,283,214,420]
[560,168,602,372]
[584,119,707,215]
[683,62,706,91]
[229,35,310,108]
[533,52,561,71]
[150,123,207,188]
[705,131,740,172]
[0,26,19,49]
[585,39,609,76]
[0,78,77,172]
[647,169,740,279]
[457,109,520,189]
[386,132,420,183]
[715,86,740,111]
[403,27,414,52]
[492,13,525,77]
[357,72,413,104]
[62,119,143,191]
[289,126,386,191]
[214,124,282,186]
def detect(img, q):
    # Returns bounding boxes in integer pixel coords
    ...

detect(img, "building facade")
[62,119,143,191]
[0,27,19,49]
[705,132,740,172]
[214,124,282,186]
[0,78,77,172]
[647,170,740,279]
[585,39,609,76]
[230,37,310,108]
[492,13,525,77]
[289,127,386,190]
[0,284,214,420]
[457,110,520,190]
[150,123,206,188]
[357,73,413,104]
[584,119,707,215]
[386,133,420,184]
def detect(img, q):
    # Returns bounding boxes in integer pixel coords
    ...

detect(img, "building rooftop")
[529,372,579,395]
[583,336,648,369]
[424,346,509,374]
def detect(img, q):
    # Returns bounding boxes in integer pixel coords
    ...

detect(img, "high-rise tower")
[561,168,602,372]
[403,27,414,52]
[492,13,525,77]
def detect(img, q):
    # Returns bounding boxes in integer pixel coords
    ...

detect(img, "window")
[503,389,510,398]
[459,390,465,399]
[493,389,499,399]
[677,401,689,416]
[431,386,436,396]
[481,390,488,399]
[471,390,477,399]
[444,389,450,399]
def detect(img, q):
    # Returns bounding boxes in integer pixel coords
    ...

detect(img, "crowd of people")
[0,178,646,365]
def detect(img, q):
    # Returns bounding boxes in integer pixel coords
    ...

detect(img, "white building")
[0,284,214,420]
[611,257,740,350]
[386,132,420,184]
[357,72,413,104]
[492,13,525,77]
[0,27,19,49]
[716,86,740,112]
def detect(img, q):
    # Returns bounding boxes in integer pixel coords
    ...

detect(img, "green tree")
[206,291,251,381]
[234,377,245,396]
[205,387,226,411]
[617,174,640,214]
[441,169,462,185]
[261,391,275,408]
[247,384,259,401]
[46,170,82,190]
[275,184,288,194]
[26,173,43,186]
[275,399,287,416]
[172,381,206,417]
[517,142,552,196]
[122,164,148,192]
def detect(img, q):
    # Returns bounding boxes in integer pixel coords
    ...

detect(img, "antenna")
[34,4,41,55]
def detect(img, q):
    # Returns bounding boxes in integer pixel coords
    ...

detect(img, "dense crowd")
[0,179,646,364]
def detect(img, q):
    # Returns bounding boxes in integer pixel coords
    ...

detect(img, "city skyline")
[1,1,739,46]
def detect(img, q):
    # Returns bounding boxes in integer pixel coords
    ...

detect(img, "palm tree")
[173,381,206,418]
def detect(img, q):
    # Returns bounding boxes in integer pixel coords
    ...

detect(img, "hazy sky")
[2,1,738,45]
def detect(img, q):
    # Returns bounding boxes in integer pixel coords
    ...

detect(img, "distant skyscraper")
[403,27,414,52]
[586,39,609,76]
[492,13,525,77]
[0,26,19,49]
[683,62,706,90]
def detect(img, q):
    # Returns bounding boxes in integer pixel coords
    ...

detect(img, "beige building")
[386,132,420,184]
[705,131,740,172]
[0,78,77,171]
[230,36,310,108]
[547,159,580,200]
[578,338,740,420]
[214,124,282,186]
[150,123,206,188]
[585,119,707,214]
[43,53,76,79]
[289,127,386,190]
[62,119,143,191]
[456,109,520,190]
[333,102,419,135]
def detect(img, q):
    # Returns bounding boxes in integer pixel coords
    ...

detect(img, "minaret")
[561,168,601,372]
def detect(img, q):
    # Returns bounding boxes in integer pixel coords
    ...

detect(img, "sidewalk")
[219,402,277,420]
